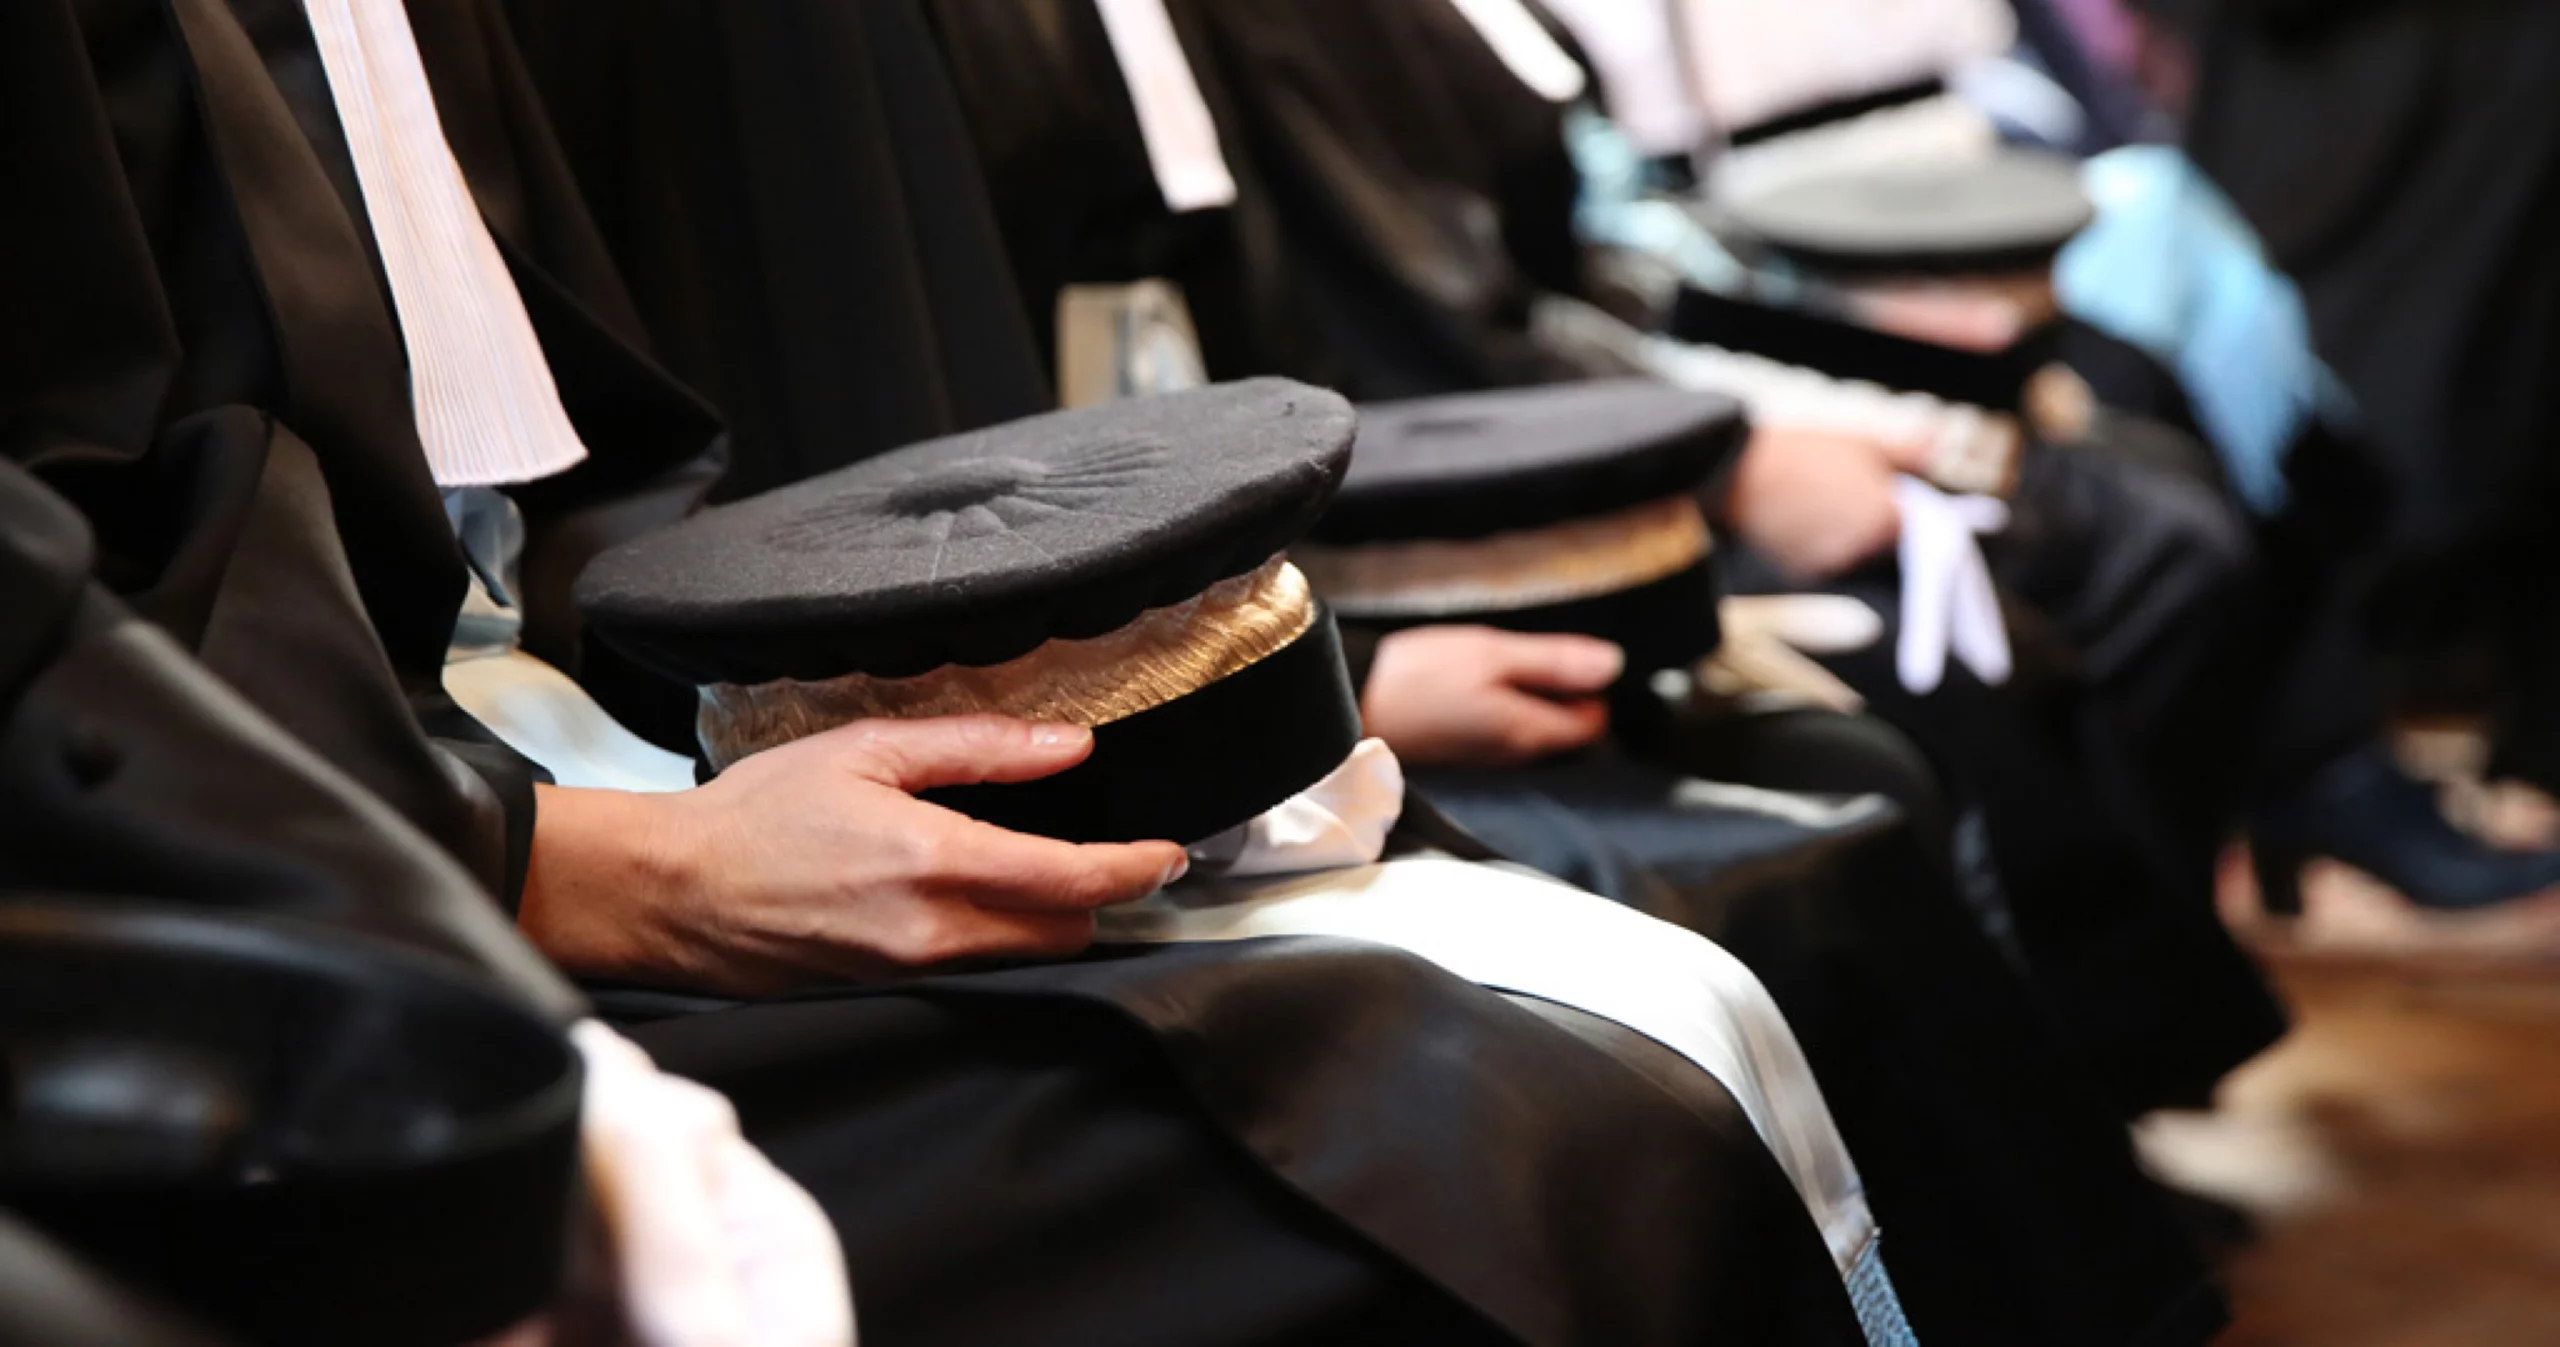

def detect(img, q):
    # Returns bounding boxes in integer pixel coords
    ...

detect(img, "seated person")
[1568,0,2560,928]
[506,1,2229,1341]
[0,461,846,1345]
[5,0,1897,1342]
[895,0,2269,1119]
[1296,0,2286,1115]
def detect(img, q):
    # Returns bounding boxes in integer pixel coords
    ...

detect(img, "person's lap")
[608,935,1866,1347]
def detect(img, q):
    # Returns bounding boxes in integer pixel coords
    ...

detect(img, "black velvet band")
[1342,559,1724,683]
[1725,76,1947,148]
[926,608,1364,845]
[1670,288,2058,414]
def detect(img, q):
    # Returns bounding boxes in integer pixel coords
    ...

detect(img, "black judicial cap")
[578,380,1366,846]
[1300,382,1743,682]
[1722,150,2095,277]
[579,378,1356,685]
[1315,381,1748,544]
[0,901,582,1347]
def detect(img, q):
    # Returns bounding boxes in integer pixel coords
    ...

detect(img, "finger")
[930,822,1190,912]
[1489,633,1626,696]
[1492,689,1610,761]
[824,715,1096,792]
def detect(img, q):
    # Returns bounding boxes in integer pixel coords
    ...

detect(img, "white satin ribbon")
[571,1023,855,1347]
[1187,738,1406,879]
[1443,0,1589,104]
[443,647,698,793]
[1091,0,1239,213]
[300,0,590,487]
[1138,743,1878,1273]
[1891,475,2011,694]
[1103,855,1879,1279]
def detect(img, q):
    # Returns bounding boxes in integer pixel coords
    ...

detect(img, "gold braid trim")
[1292,495,1711,619]
[699,559,1314,768]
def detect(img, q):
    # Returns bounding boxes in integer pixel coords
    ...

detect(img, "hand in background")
[1360,627,1623,769]
[1722,426,1905,582]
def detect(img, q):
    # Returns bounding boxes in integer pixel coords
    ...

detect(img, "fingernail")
[1161,854,1191,888]
[1030,724,1088,749]
[1585,643,1626,681]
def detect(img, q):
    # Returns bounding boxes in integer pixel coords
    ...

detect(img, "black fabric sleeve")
[417,696,551,916]
[0,461,583,1021]
[0,4,548,931]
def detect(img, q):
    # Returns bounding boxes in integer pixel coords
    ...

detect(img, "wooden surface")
[2143,889,2560,1346]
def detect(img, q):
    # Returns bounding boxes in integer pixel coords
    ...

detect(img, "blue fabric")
[2056,145,2355,514]
[1848,1239,1922,1347]
[1566,109,1756,295]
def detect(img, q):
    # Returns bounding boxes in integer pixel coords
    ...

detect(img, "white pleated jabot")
[1091,0,1238,214]
[302,0,590,488]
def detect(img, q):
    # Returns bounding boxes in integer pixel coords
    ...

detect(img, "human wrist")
[521,784,701,979]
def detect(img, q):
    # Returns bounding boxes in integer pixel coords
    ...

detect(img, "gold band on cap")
[699,558,1316,768]
[1291,494,1712,620]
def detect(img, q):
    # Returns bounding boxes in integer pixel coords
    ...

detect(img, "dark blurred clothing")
[2182,0,2560,788]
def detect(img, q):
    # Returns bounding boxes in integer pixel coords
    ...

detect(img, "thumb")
[826,715,1095,792]
[1492,633,1626,696]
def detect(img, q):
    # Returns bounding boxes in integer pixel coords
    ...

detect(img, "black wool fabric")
[616,938,1868,1347]
[918,0,1342,396]
[1719,545,2287,1117]
[506,0,1054,503]
[928,0,1576,400]
[1176,0,1582,397]
[1668,287,2057,416]
[1721,150,2095,278]
[1316,382,1746,543]
[0,0,638,991]
[575,379,1355,685]
[3,0,724,865]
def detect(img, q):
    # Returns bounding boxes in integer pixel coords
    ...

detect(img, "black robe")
[922,0,1574,400]
[4,0,1866,1341]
